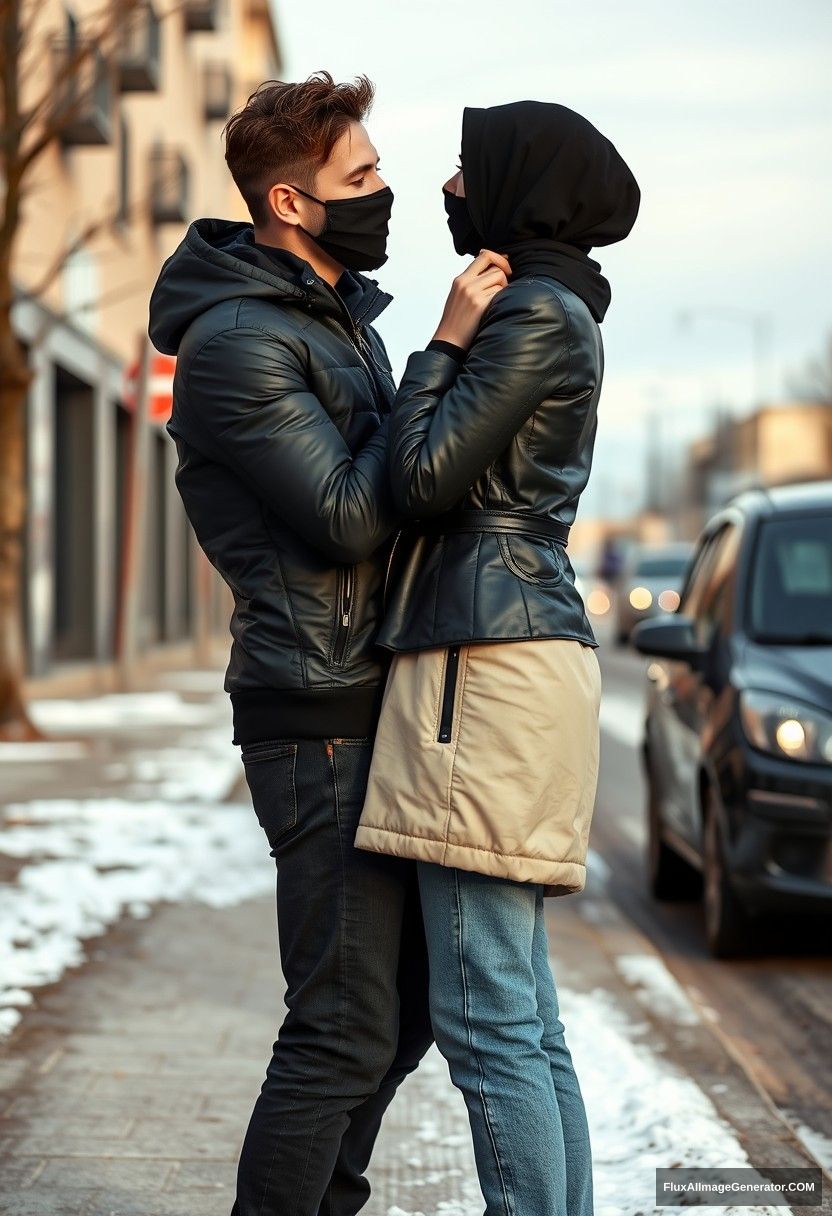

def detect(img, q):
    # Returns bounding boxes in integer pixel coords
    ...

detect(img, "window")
[634,554,691,579]
[679,533,721,619]
[747,513,832,643]
[693,524,741,647]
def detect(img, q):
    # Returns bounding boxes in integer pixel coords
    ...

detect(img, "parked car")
[615,542,695,644]
[631,480,832,957]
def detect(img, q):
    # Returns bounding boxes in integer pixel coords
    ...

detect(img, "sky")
[271,0,832,519]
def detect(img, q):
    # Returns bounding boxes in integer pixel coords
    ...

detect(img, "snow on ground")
[0,741,90,762]
[0,682,266,1036]
[781,1111,832,1175]
[0,799,273,1037]
[382,993,783,1216]
[27,689,223,732]
[614,952,703,1027]
[565,985,782,1216]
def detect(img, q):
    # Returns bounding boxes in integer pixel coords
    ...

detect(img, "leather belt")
[411,509,570,547]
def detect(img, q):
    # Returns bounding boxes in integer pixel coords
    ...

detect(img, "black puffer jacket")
[377,273,602,652]
[147,218,400,744]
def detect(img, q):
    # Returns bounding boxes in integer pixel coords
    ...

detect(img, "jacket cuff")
[425,338,466,362]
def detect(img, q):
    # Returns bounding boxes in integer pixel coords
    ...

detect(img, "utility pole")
[115,332,152,687]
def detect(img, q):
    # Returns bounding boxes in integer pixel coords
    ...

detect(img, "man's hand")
[431,249,511,350]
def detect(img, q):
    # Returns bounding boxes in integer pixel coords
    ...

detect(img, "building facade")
[12,0,282,689]
[681,401,832,537]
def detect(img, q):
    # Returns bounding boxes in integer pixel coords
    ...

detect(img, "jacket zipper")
[351,318,396,397]
[332,563,355,665]
[349,319,375,375]
[437,645,461,743]
[317,276,395,398]
[359,327,397,397]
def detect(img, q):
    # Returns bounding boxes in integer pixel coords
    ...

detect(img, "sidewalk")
[0,669,824,1216]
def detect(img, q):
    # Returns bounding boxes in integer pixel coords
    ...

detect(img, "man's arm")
[184,327,400,563]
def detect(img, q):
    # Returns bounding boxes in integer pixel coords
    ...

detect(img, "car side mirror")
[630,614,706,666]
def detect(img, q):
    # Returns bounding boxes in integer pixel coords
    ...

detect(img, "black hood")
[148,217,391,356]
[456,101,641,322]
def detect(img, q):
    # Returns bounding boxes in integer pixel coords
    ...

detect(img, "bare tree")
[0,0,176,739]
[786,331,832,405]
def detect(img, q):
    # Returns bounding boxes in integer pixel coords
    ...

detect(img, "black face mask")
[443,187,481,257]
[290,183,394,271]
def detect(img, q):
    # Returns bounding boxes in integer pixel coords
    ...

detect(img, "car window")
[692,524,741,646]
[747,513,832,642]
[678,534,721,618]
[634,555,691,578]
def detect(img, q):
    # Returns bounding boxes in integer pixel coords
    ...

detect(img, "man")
[147,72,433,1216]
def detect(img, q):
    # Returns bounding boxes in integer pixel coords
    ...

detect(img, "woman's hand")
[431,249,511,350]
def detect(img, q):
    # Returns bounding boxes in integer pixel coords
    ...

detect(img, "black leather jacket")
[147,218,401,743]
[377,274,602,653]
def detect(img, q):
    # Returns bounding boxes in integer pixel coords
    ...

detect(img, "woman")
[355,100,640,1216]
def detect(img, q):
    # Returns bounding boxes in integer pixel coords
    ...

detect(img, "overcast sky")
[271,0,832,518]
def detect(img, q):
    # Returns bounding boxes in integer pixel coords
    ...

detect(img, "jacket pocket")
[240,740,298,854]
[437,645,461,743]
[332,564,356,665]
[497,533,565,588]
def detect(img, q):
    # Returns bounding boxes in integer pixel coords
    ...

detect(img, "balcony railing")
[183,0,219,33]
[202,62,231,120]
[52,38,114,147]
[118,1,161,92]
[150,146,190,225]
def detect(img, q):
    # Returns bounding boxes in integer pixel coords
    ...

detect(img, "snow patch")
[615,952,704,1027]
[0,799,272,1035]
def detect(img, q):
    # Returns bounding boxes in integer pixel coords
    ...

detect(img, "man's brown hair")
[223,70,376,227]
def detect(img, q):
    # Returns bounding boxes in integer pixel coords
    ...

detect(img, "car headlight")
[629,586,652,610]
[739,689,832,764]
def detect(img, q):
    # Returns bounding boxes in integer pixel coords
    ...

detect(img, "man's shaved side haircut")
[223,70,376,225]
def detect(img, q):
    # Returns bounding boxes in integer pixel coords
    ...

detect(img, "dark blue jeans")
[230,736,434,1216]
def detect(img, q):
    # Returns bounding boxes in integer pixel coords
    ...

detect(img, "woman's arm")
[389,280,583,518]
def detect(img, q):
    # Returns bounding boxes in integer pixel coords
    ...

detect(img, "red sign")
[123,351,177,424]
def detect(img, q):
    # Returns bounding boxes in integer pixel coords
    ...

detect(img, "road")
[591,616,832,1177]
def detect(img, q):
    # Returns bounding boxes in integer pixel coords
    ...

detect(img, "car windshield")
[748,513,832,643]
[634,555,690,578]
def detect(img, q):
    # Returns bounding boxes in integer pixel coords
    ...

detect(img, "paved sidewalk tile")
[0,892,478,1216]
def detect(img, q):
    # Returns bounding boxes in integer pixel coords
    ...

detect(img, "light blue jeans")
[417,862,593,1216]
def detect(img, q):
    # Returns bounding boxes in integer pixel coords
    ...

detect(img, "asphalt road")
[590,615,832,1178]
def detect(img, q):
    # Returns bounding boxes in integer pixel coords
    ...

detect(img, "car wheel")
[646,750,703,901]
[702,786,752,959]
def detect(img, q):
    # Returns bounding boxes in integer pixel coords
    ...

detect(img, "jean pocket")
[240,740,298,852]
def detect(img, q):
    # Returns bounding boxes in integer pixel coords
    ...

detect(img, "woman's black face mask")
[443,188,481,257]
[291,183,394,271]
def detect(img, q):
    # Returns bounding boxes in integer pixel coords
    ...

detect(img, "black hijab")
[450,100,641,322]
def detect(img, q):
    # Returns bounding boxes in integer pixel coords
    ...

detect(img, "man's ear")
[267,184,303,227]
